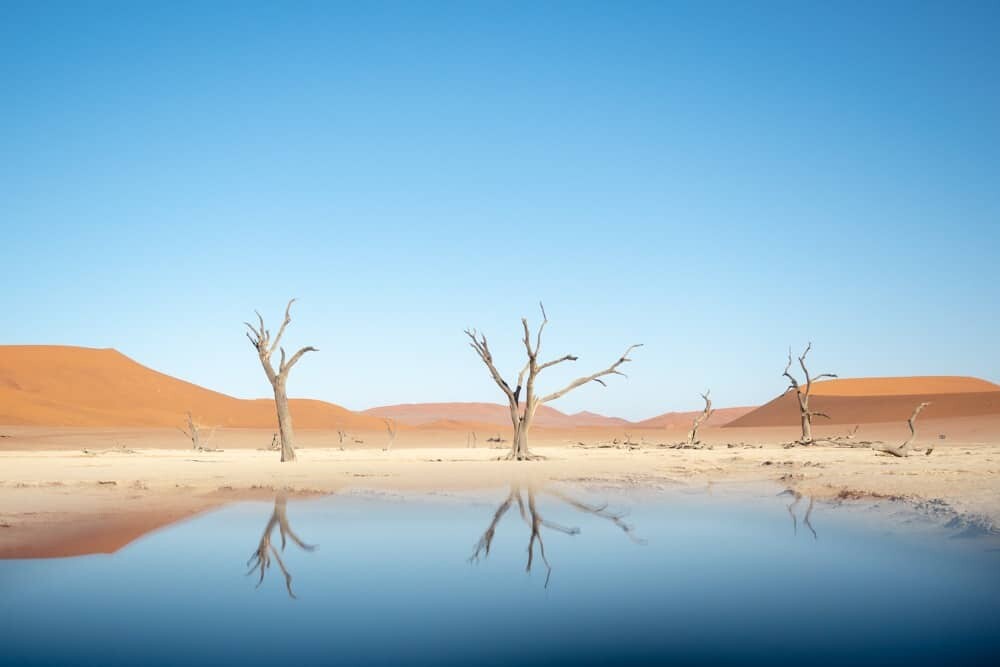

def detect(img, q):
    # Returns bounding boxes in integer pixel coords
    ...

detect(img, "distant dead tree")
[782,343,837,445]
[244,298,318,462]
[466,303,641,460]
[877,402,932,458]
[268,432,280,451]
[382,418,397,452]
[178,411,217,451]
[686,390,714,446]
[247,493,317,599]
[470,484,644,587]
[467,432,477,448]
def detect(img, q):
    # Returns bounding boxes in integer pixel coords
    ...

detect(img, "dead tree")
[246,493,317,599]
[178,411,217,451]
[686,390,714,446]
[470,484,642,587]
[782,343,836,444]
[244,298,318,462]
[382,418,397,452]
[876,402,932,458]
[467,432,477,448]
[466,303,640,460]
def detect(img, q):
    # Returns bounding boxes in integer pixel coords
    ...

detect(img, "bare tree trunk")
[179,411,216,451]
[244,299,317,463]
[382,418,397,452]
[511,418,530,460]
[466,303,640,462]
[877,402,931,458]
[782,343,836,445]
[686,390,713,446]
[800,409,812,444]
[273,382,296,463]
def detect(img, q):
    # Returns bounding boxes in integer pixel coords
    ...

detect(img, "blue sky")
[2,1,998,419]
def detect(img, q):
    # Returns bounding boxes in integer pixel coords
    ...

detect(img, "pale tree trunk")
[686,390,713,446]
[273,382,296,463]
[877,402,932,458]
[800,409,812,444]
[245,299,318,463]
[511,414,533,460]
[782,343,835,445]
[178,411,216,451]
[466,303,640,461]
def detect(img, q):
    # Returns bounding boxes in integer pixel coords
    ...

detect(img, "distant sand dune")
[363,402,630,429]
[728,376,1000,428]
[0,345,385,430]
[635,406,755,429]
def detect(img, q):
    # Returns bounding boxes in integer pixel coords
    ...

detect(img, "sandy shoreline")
[2,422,999,559]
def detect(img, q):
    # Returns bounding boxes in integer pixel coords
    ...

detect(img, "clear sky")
[2,1,998,420]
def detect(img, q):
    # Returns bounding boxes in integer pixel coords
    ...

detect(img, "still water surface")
[1,485,998,666]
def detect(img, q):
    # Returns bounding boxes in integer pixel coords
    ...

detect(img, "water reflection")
[246,492,318,598]
[470,484,644,587]
[785,492,818,540]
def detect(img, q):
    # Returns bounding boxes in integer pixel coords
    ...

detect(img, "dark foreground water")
[1,484,998,667]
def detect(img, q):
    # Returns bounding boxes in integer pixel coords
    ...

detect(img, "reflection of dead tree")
[686,390,713,447]
[178,411,219,451]
[786,492,817,540]
[466,303,641,460]
[546,489,646,545]
[382,419,397,452]
[244,298,318,462]
[876,402,932,458]
[247,493,317,599]
[783,343,836,445]
[470,485,643,587]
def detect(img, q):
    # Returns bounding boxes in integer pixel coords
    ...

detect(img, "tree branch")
[539,344,642,404]
[465,329,517,407]
[280,345,319,374]
[269,298,296,356]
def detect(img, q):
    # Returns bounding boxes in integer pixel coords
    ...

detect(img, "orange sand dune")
[808,376,999,396]
[0,345,385,430]
[364,402,629,429]
[636,406,755,429]
[727,376,1000,428]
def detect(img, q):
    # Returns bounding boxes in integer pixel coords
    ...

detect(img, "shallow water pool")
[1,484,998,666]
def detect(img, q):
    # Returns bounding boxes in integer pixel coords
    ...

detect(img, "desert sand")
[2,345,999,560]
[3,418,999,559]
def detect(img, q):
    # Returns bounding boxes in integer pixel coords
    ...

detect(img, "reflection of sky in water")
[1,488,998,666]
